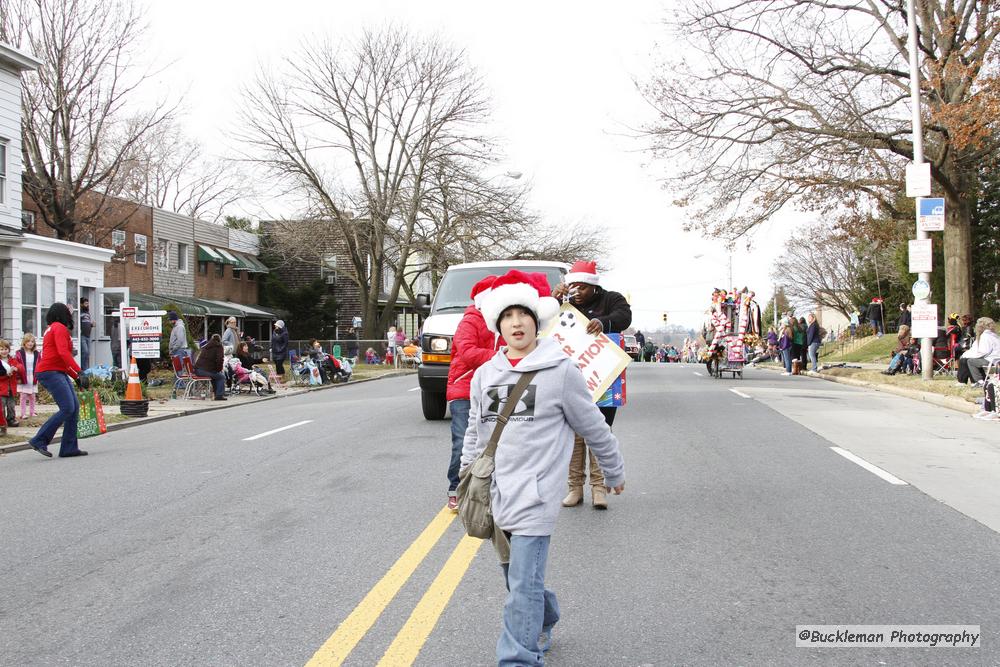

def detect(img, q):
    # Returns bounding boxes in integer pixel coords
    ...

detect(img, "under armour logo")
[484,384,536,417]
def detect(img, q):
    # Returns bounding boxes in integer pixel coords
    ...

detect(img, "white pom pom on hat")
[480,270,561,334]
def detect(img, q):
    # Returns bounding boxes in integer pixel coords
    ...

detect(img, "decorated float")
[700,287,762,379]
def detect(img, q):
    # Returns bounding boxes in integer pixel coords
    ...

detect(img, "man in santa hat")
[552,260,632,509]
[444,275,504,512]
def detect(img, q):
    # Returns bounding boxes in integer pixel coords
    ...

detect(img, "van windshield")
[431,266,566,313]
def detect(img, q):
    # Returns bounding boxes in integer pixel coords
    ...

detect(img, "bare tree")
[118,120,249,223]
[643,0,1000,317]
[1,0,176,241]
[237,27,490,338]
[770,224,874,317]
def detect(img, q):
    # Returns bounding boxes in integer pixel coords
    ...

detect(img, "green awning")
[197,245,226,263]
[237,253,270,273]
[215,248,241,266]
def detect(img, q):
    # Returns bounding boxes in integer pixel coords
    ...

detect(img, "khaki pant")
[567,435,605,489]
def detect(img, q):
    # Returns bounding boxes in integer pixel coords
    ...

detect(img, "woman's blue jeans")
[781,348,792,372]
[497,535,560,666]
[32,371,80,456]
[448,399,471,492]
[808,342,820,371]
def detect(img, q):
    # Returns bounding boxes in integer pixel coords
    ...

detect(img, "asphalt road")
[2,363,999,666]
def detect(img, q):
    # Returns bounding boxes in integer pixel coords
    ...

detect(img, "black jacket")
[867,302,883,322]
[270,328,289,360]
[575,289,632,334]
[899,310,912,327]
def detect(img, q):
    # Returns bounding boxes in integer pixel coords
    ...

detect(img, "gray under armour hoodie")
[461,337,625,536]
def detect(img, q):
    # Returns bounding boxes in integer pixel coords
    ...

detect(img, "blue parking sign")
[918,197,945,231]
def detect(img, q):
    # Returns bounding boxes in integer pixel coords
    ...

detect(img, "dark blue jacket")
[806,321,820,346]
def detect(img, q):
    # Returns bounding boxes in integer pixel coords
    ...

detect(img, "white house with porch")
[0,42,114,362]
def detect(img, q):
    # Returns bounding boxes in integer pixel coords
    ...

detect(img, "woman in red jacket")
[26,303,85,458]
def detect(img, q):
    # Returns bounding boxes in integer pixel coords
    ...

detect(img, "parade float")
[700,287,762,379]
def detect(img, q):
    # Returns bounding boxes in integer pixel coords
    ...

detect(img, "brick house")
[259,218,431,339]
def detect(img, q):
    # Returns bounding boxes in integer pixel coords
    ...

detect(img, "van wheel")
[421,390,447,420]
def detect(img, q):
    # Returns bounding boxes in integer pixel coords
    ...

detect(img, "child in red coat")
[0,339,22,430]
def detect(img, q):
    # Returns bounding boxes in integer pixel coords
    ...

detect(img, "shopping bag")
[77,390,107,439]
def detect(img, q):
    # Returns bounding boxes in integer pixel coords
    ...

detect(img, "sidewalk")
[0,369,415,457]
[752,359,984,416]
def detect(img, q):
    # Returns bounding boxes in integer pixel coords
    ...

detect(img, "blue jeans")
[80,336,91,370]
[781,348,792,372]
[448,399,470,493]
[808,342,820,371]
[32,371,80,456]
[498,535,560,666]
[200,370,226,398]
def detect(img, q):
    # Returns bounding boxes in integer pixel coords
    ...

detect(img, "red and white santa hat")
[480,270,561,334]
[565,260,600,286]
[470,275,498,310]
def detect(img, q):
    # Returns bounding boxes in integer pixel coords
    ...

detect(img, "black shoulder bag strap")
[483,370,537,458]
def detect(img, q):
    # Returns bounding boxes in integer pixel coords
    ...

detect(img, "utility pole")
[907,0,933,381]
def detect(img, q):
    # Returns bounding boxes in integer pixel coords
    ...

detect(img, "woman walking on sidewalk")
[26,303,86,458]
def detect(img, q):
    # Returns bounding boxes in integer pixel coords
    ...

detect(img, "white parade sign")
[905,162,932,197]
[908,239,933,273]
[917,197,945,232]
[911,303,938,339]
[542,303,631,402]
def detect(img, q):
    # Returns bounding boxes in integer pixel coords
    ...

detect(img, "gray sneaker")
[538,628,553,653]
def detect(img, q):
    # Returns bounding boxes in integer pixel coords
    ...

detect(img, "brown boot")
[592,485,608,509]
[562,435,586,507]
[586,448,605,489]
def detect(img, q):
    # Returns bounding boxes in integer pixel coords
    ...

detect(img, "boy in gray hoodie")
[461,270,625,666]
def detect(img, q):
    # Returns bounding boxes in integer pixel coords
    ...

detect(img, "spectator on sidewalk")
[345,326,360,363]
[882,325,914,376]
[867,298,884,337]
[16,333,39,420]
[779,320,793,375]
[270,320,289,376]
[0,340,22,427]
[634,330,646,361]
[461,269,624,665]
[26,303,85,458]
[168,311,191,360]
[195,334,227,401]
[849,309,860,336]
[235,341,254,370]
[898,303,912,329]
[798,317,809,369]
[790,317,803,371]
[79,297,93,370]
[806,313,821,372]
[222,317,239,352]
[958,318,1000,387]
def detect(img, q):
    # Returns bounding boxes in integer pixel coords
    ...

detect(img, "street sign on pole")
[911,303,938,339]
[905,162,932,197]
[908,239,933,273]
[911,279,930,301]
[917,197,945,232]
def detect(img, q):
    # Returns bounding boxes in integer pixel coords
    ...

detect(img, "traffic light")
[662,312,668,322]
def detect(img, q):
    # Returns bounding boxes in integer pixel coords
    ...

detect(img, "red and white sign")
[542,304,632,402]
[127,316,163,359]
[911,303,938,339]
[121,307,137,319]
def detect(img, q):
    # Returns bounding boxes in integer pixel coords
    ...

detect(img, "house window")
[0,140,6,205]
[322,254,337,287]
[21,211,35,232]
[134,234,147,265]
[214,262,224,278]
[154,238,169,270]
[233,265,241,280]
[198,260,208,275]
[177,243,188,272]
[111,229,126,260]
[21,273,55,336]
[246,271,256,282]
[66,279,79,335]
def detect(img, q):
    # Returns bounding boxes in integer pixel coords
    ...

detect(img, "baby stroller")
[226,357,274,396]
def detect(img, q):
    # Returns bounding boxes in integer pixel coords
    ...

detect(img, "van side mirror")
[415,293,431,312]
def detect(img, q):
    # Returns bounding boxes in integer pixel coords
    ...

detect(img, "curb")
[755,363,978,415]
[0,369,416,457]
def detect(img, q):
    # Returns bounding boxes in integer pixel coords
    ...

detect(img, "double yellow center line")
[305,508,483,667]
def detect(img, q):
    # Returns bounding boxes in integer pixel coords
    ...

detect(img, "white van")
[417,259,569,419]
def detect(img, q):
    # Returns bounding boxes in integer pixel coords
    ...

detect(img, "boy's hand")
[586,318,603,335]
[552,283,569,300]
[605,482,625,495]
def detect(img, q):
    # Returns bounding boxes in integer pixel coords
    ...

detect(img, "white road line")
[729,388,751,399]
[693,372,703,377]
[243,420,314,442]
[830,447,908,486]
[408,387,420,392]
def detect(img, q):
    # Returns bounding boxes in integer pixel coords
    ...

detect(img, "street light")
[692,252,733,288]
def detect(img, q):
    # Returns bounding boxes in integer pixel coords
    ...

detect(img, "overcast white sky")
[143,0,801,331]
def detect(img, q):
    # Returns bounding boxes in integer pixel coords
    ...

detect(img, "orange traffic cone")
[124,356,143,401]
